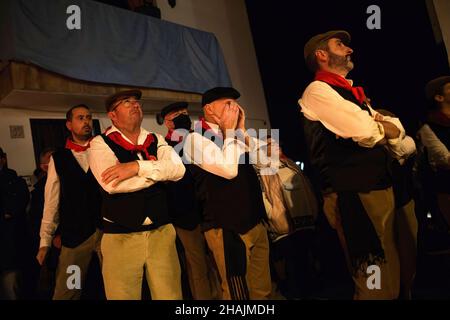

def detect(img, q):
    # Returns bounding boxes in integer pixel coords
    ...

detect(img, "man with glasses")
[88,90,186,300]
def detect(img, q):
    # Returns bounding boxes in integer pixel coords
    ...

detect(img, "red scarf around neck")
[195,117,223,139]
[165,129,184,143]
[107,131,157,161]
[315,70,367,105]
[65,138,91,152]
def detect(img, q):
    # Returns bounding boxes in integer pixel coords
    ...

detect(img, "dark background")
[245,0,450,161]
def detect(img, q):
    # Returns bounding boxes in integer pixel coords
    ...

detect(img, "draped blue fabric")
[0,0,232,93]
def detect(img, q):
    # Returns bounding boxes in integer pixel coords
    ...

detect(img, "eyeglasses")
[111,99,143,112]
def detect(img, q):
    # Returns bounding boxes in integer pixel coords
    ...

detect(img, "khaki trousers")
[175,225,220,300]
[53,229,102,300]
[323,188,400,300]
[101,224,182,300]
[395,199,418,299]
[204,223,272,300]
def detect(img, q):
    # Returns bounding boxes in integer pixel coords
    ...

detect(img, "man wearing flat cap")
[158,102,218,300]
[418,76,450,231]
[88,90,186,300]
[299,30,411,299]
[183,87,272,300]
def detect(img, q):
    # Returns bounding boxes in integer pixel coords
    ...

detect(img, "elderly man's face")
[325,38,354,72]
[109,97,143,128]
[205,98,238,123]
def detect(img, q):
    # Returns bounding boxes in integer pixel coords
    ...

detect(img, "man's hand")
[379,121,400,140]
[236,104,246,132]
[217,104,239,138]
[52,234,62,249]
[36,246,50,266]
[101,161,139,187]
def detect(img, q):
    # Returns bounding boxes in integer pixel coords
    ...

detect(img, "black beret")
[156,102,189,125]
[105,89,142,112]
[201,87,241,107]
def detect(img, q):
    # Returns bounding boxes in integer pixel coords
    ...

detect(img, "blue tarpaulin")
[0,0,232,93]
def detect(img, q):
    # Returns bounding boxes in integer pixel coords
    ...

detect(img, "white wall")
[0,108,163,176]
[159,0,270,126]
[0,1,270,176]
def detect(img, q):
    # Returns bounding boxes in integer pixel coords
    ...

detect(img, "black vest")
[52,149,102,248]
[302,83,392,193]
[187,129,266,234]
[166,137,202,230]
[100,134,170,233]
[426,122,450,193]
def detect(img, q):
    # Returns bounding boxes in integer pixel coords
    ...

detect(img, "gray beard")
[328,52,354,72]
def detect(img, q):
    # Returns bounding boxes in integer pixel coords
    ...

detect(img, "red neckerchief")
[195,117,223,139]
[107,131,157,161]
[165,129,183,143]
[65,138,91,152]
[428,110,450,127]
[315,70,367,105]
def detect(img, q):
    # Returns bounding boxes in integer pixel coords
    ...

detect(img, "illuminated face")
[325,38,354,72]
[205,98,238,124]
[109,97,144,128]
[66,107,93,140]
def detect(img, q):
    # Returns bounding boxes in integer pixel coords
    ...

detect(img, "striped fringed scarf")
[337,191,386,276]
[223,229,249,300]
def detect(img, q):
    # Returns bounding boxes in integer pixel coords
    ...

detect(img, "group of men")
[33,85,274,300]
[2,29,448,301]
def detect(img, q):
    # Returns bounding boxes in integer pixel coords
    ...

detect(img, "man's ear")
[203,104,212,116]
[315,49,328,64]
[434,94,444,103]
[66,120,72,132]
[108,111,115,122]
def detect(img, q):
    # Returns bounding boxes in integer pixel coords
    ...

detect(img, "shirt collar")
[204,120,221,135]
[106,125,149,145]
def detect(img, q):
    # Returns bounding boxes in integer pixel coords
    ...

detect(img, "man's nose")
[346,47,353,54]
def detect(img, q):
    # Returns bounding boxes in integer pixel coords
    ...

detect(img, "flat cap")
[304,30,351,61]
[202,87,240,107]
[156,101,189,125]
[105,89,142,112]
[425,76,450,101]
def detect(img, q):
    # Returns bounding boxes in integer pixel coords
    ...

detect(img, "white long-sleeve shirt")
[88,126,185,195]
[183,121,273,179]
[39,144,90,248]
[88,126,185,226]
[299,80,406,153]
[418,124,450,170]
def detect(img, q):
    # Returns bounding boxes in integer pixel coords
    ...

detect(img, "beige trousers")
[53,229,102,300]
[323,188,400,300]
[101,224,182,300]
[204,223,272,300]
[175,225,221,300]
